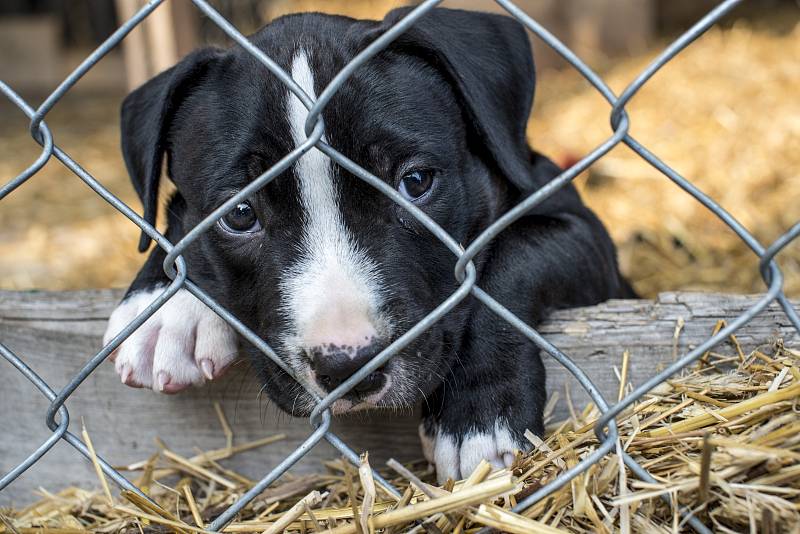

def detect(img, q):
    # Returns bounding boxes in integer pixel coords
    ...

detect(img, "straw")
[2,332,798,533]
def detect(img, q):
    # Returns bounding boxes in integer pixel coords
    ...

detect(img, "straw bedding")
[2,330,798,533]
[531,17,800,300]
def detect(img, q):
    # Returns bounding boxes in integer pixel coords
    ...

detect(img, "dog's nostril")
[309,341,388,394]
[315,367,386,396]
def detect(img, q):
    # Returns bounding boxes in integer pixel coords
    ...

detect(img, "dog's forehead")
[243,13,367,88]
[172,13,464,205]
[240,13,460,130]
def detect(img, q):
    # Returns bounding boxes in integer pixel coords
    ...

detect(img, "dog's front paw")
[103,287,238,393]
[423,419,528,483]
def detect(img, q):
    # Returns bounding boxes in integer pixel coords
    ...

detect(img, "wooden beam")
[144,0,179,74]
[115,0,149,91]
[1,290,797,504]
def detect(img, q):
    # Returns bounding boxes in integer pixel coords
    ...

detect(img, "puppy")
[103,7,632,482]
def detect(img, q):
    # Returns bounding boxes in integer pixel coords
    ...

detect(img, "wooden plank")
[144,0,179,74]
[1,290,797,505]
[115,0,150,91]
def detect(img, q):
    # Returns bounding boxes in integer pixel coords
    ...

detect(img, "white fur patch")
[433,431,460,483]
[433,421,523,484]
[419,423,436,465]
[280,50,387,361]
[459,422,519,475]
[103,287,238,392]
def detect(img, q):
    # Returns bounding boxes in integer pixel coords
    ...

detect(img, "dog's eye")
[219,202,262,233]
[398,170,435,201]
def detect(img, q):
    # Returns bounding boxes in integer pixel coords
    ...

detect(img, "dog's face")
[120,9,539,415]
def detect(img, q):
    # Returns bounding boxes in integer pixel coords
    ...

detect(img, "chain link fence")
[1,0,799,532]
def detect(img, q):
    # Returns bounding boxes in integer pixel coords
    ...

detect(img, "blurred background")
[0,0,798,297]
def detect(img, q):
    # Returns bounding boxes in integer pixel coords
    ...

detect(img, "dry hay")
[2,331,799,533]
[531,16,800,299]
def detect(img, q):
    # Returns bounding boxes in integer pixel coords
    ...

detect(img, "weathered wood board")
[1,290,797,505]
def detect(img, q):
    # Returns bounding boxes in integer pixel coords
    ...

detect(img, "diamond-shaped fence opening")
[1,0,799,532]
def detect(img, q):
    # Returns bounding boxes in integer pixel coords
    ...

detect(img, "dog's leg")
[103,194,237,392]
[425,209,624,482]
[423,331,545,483]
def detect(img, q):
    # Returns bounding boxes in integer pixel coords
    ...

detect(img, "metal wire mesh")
[1,0,799,532]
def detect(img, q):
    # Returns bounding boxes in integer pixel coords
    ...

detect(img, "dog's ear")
[120,48,221,252]
[380,8,539,192]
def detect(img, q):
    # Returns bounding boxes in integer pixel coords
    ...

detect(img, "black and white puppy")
[103,7,632,482]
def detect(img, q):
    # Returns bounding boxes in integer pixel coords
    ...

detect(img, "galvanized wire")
[1,1,799,532]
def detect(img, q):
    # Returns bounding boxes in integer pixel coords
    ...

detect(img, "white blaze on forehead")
[281,50,385,354]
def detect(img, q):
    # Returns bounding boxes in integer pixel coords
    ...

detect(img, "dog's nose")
[310,343,386,395]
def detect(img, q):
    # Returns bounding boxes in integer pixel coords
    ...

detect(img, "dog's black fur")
[113,7,633,478]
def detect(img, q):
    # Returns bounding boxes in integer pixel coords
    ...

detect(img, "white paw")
[103,287,238,393]
[431,421,524,484]
[419,422,436,465]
